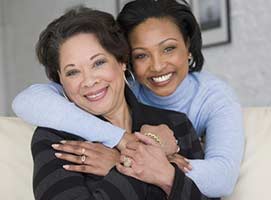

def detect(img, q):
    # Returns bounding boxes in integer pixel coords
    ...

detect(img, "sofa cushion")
[223,107,271,200]
[0,107,271,199]
[0,117,35,200]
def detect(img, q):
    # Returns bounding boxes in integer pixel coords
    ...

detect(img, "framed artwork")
[116,0,231,48]
[116,0,131,13]
[191,0,231,48]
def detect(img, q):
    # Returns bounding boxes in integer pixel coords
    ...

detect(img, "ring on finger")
[123,156,132,168]
[81,154,87,164]
[81,148,86,155]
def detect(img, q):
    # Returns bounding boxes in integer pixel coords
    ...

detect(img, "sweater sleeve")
[12,82,124,147]
[169,164,219,200]
[186,85,244,197]
[31,127,147,200]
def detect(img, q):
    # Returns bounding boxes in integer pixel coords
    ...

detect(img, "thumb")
[134,132,157,146]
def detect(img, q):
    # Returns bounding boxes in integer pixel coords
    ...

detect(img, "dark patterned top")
[31,87,219,200]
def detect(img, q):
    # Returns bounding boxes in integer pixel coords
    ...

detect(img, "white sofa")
[0,107,270,200]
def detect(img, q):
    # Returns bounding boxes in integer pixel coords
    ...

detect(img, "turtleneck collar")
[138,73,196,111]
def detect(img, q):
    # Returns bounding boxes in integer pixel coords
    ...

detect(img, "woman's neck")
[104,98,132,133]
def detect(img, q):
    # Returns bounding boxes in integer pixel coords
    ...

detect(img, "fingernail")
[188,164,193,170]
[63,165,69,169]
[52,144,59,148]
[60,140,66,144]
[55,153,62,157]
[184,167,189,173]
[184,158,190,162]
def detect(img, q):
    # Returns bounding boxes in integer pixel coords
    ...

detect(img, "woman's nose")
[81,71,99,88]
[150,54,165,72]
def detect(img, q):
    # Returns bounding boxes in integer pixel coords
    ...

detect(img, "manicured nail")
[184,167,189,173]
[63,165,70,169]
[60,140,66,144]
[55,153,62,157]
[52,144,59,148]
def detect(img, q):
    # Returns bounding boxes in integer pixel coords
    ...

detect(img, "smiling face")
[129,17,190,96]
[58,33,126,117]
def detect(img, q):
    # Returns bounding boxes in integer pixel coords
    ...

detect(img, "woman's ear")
[57,71,64,85]
[120,63,127,71]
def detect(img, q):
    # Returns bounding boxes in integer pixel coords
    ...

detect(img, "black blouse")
[31,87,219,200]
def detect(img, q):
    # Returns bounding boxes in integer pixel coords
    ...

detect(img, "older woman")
[13,0,243,198]
[29,6,214,200]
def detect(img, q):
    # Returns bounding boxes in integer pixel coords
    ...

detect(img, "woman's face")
[129,17,189,96]
[58,33,126,116]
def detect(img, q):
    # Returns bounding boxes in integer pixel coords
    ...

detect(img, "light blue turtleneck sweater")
[12,71,244,197]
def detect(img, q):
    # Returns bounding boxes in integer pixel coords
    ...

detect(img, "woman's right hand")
[167,154,192,173]
[52,140,120,176]
[140,124,179,156]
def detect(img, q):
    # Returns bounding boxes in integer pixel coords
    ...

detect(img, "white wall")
[0,1,6,115]
[203,0,271,106]
[1,0,116,116]
[1,0,271,116]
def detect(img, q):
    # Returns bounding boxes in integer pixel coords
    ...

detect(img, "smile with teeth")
[151,73,173,83]
[85,87,107,101]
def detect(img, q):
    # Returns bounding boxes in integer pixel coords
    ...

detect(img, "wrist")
[157,164,175,196]
[116,131,134,151]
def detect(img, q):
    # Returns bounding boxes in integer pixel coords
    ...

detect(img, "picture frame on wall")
[191,0,231,48]
[116,0,231,48]
[116,0,131,13]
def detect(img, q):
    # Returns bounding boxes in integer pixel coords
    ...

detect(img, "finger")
[169,157,192,172]
[125,140,140,150]
[59,140,105,153]
[135,132,158,146]
[63,164,94,174]
[52,143,88,156]
[55,152,89,165]
[116,163,135,177]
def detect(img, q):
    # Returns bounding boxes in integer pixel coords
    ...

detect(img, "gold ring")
[123,156,132,168]
[81,155,86,164]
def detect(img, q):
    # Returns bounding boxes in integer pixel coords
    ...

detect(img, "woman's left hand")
[116,132,175,195]
[52,140,120,176]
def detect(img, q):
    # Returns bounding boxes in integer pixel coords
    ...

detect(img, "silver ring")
[81,155,86,164]
[123,156,132,168]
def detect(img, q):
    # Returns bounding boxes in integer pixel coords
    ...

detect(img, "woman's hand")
[167,154,192,173]
[52,140,120,176]
[140,124,178,156]
[116,132,175,195]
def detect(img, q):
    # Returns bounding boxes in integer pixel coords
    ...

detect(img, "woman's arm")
[186,88,244,197]
[32,127,150,200]
[12,83,124,148]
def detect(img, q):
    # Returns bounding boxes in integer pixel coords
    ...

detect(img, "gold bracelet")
[144,132,162,145]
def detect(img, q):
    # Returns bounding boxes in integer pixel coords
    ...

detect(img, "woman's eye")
[164,46,176,53]
[66,70,79,77]
[94,59,106,68]
[134,53,147,60]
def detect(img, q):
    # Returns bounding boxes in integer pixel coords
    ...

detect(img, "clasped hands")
[52,124,192,184]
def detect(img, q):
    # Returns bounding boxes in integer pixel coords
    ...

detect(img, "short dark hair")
[36,6,129,83]
[117,0,204,72]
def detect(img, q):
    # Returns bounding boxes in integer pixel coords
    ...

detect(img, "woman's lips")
[84,87,108,102]
[149,72,174,86]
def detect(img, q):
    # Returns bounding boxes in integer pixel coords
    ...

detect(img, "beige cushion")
[0,117,35,200]
[223,107,271,200]
[0,107,271,199]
